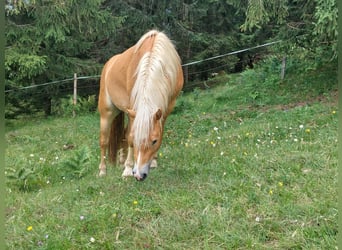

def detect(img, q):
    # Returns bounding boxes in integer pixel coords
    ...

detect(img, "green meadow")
[5,61,337,249]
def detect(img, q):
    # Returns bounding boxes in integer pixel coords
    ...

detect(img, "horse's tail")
[108,112,125,164]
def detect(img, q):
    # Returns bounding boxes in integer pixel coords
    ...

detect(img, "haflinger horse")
[98,30,184,181]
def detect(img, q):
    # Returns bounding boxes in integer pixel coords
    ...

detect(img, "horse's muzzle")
[133,163,150,181]
[134,173,147,181]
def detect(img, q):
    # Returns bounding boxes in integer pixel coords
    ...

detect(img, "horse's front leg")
[118,133,128,166]
[122,146,134,177]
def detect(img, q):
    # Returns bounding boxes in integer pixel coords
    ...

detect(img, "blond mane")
[130,30,181,147]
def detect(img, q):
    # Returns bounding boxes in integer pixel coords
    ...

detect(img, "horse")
[98,30,184,181]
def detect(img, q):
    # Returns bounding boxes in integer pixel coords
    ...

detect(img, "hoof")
[151,159,158,168]
[122,167,133,177]
[98,170,106,177]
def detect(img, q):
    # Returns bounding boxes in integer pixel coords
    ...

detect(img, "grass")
[5,61,337,249]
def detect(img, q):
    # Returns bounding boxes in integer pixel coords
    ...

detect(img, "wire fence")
[5,40,282,117]
[5,40,281,94]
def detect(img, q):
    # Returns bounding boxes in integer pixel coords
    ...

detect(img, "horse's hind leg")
[98,108,117,177]
[119,123,129,166]
[118,147,127,166]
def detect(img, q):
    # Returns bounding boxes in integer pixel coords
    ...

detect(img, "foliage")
[5,62,337,248]
[53,95,97,117]
[240,0,337,60]
[240,0,289,31]
[59,146,91,180]
[89,0,259,82]
[312,0,338,57]
[6,167,43,192]
[4,0,338,118]
[6,143,92,192]
[5,49,47,81]
[5,0,124,116]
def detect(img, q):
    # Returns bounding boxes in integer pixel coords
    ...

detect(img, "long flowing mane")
[130,30,181,148]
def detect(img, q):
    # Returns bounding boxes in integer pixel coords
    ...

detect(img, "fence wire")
[4,40,281,94]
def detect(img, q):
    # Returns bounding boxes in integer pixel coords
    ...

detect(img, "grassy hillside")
[5,62,337,249]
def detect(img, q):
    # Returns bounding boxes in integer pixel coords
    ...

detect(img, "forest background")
[5,0,337,118]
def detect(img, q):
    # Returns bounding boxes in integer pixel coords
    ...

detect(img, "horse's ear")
[127,109,136,118]
[155,109,162,121]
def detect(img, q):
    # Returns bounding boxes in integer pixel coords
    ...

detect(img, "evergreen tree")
[239,0,337,60]
[5,0,124,117]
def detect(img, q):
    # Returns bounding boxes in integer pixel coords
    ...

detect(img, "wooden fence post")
[280,56,286,80]
[73,73,77,117]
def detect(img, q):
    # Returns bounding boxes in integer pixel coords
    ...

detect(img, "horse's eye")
[152,140,157,146]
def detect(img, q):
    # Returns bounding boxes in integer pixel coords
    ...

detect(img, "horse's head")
[127,108,163,181]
